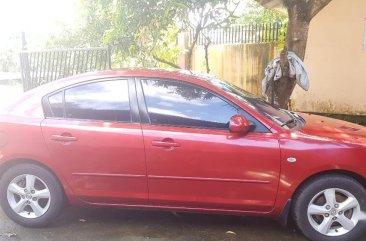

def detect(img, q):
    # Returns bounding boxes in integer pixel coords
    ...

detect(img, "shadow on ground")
[0,206,305,241]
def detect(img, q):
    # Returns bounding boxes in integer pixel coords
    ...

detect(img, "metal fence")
[20,46,111,91]
[190,22,286,46]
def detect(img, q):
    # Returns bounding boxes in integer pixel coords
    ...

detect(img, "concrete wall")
[192,43,278,96]
[292,0,366,114]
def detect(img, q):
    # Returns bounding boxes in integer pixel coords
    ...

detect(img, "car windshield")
[189,72,296,128]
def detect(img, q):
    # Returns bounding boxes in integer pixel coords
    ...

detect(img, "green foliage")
[101,0,237,68]
[277,26,287,50]
[47,0,183,67]
[46,0,114,49]
[46,0,240,68]
[0,34,21,72]
[0,49,19,72]
[46,0,287,68]
[236,0,287,48]
[237,0,287,24]
[152,25,181,69]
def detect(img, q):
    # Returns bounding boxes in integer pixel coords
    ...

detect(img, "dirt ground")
[1,206,365,241]
[0,206,310,241]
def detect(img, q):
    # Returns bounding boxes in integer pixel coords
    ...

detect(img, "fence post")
[107,45,112,69]
[19,47,113,90]
[20,32,31,92]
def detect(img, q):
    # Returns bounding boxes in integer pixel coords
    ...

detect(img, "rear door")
[41,78,148,204]
[137,78,281,212]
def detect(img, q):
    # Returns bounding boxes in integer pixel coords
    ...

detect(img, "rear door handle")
[151,138,181,148]
[51,134,78,142]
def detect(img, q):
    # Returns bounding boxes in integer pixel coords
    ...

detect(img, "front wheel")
[292,174,366,241]
[0,163,64,227]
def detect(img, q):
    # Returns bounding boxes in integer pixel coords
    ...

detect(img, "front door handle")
[51,133,78,142]
[151,138,181,148]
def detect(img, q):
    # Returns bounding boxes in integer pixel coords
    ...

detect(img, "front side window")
[141,79,238,129]
[196,74,296,128]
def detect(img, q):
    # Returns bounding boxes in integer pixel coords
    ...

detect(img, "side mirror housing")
[229,115,251,134]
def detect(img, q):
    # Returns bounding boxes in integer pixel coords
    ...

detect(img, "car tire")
[0,163,64,227]
[292,174,366,241]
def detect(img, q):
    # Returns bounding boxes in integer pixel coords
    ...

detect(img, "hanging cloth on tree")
[261,51,310,97]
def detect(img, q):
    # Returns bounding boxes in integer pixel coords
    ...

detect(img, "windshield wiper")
[281,118,296,127]
[280,109,297,127]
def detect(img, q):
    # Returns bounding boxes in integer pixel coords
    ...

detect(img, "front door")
[41,79,147,204]
[139,78,280,212]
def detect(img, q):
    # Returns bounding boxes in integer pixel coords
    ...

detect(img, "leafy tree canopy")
[47,0,243,68]
[236,0,287,24]
[0,34,21,72]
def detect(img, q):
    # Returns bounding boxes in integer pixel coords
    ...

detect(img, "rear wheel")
[0,163,64,227]
[292,174,366,241]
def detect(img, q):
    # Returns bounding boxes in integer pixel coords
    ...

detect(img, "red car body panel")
[274,114,366,215]
[142,125,280,212]
[0,69,365,219]
[41,119,148,204]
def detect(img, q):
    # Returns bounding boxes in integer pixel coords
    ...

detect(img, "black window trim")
[135,77,270,133]
[42,77,139,124]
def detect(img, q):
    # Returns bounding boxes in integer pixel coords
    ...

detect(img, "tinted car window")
[207,76,295,128]
[141,79,238,129]
[64,80,131,122]
[48,92,64,118]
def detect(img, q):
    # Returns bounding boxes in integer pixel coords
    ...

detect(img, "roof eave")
[258,0,287,14]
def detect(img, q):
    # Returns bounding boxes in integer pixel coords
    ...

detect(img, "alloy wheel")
[7,174,51,219]
[307,188,360,236]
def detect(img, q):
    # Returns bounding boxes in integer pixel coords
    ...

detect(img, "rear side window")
[48,92,63,118]
[46,80,131,122]
[141,79,238,129]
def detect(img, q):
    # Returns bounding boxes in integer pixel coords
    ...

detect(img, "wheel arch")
[294,169,366,196]
[279,169,366,227]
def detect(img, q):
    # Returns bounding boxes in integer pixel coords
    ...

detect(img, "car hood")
[296,113,366,145]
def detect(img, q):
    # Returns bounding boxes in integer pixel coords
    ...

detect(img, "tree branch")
[203,40,211,73]
[152,54,181,69]
[310,0,332,19]
[186,8,205,69]
[201,31,211,74]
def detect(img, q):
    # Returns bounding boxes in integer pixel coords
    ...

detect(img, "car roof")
[29,68,210,94]
[53,69,201,84]
[0,69,214,118]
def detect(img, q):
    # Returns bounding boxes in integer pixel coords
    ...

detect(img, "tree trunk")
[187,26,202,70]
[273,48,297,107]
[285,1,311,60]
[270,0,332,109]
[274,1,310,108]
[204,41,210,73]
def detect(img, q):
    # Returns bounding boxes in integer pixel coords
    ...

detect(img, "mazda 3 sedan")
[0,69,365,241]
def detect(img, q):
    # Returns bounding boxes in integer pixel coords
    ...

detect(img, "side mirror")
[229,115,251,134]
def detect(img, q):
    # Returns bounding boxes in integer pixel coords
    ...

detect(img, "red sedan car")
[0,69,365,241]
